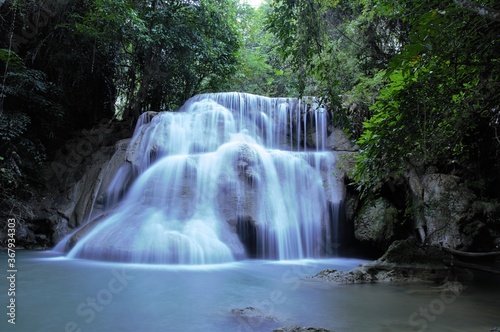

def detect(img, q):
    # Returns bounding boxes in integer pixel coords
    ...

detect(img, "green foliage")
[224,1,299,96]
[353,1,500,195]
[0,49,26,71]
[266,0,327,96]
[266,0,406,132]
[76,0,241,117]
[1,0,499,229]
[267,0,500,198]
[0,34,65,218]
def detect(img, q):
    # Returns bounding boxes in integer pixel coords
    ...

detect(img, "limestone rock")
[52,217,71,244]
[354,197,399,249]
[422,174,476,249]
[231,306,278,322]
[327,126,357,152]
[230,306,279,330]
[273,326,332,332]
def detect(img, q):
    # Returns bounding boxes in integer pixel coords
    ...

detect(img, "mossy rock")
[379,238,450,265]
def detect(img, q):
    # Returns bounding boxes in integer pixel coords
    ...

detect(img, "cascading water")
[66,93,344,264]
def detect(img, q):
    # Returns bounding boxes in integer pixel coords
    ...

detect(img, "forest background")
[1,0,499,239]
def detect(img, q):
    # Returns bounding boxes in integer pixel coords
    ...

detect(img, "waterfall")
[66,92,344,264]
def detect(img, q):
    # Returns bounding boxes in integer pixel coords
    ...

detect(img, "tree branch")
[444,259,500,275]
[442,246,500,257]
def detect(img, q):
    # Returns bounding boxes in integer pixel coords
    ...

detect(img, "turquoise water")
[0,251,499,332]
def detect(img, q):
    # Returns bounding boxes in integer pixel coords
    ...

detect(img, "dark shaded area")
[236,216,258,258]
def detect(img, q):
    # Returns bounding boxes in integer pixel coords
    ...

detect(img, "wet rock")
[354,197,399,250]
[379,238,449,265]
[39,121,132,232]
[231,306,277,321]
[7,218,53,249]
[217,144,262,234]
[327,126,357,152]
[230,306,278,328]
[302,108,332,149]
[313,263,449,284]
[51,217,72,244]
[125,112,158,167]
[422,174,476,249]
[313,239,452,284]
[273,326,333,332]
[67,212,110,250]
[235,216,259,257]
[313,268,374,283]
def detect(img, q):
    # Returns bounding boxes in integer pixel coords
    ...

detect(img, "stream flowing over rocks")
[5,92,499,281]
[18,93,361,262]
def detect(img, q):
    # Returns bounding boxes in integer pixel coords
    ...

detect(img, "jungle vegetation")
[1,0,499,219]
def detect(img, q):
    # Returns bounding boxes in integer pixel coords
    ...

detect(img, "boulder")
[53,140,131,228]
[51,217,72,244]
[217,143,262,227]
[422,174,476,249]
[230,306,279,331]
[231,306,278,322]
[354,197,399,250]
[26,120,133,247]
[327,126,357,152]
[313,239,452,284]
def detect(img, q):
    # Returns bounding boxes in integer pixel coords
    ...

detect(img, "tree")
[0,0,243,222]
[0,48,63,217]
[224,1,299,96]
[354,1,500,196]
[266,0,403,131]
[267,0,500,198]
[76,0,241,119]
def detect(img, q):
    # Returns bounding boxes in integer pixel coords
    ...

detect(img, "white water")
[67,93,343,264]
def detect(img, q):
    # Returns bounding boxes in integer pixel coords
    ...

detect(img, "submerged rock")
[273,326,333,332]
[230,306,278,322]
[230,306,279,331]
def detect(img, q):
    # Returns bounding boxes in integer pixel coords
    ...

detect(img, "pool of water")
[1,251,499,331]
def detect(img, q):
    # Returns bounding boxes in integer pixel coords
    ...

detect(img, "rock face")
[327,126,358,152]
[350,169,500,255]
[408,172,499,251]
[54,139,130,225]
[230,306,280,332]
[216,144,263,256]
[354,197,399,250]
[231,306,278,322]
[18,120,132,248]
[421,174,475,249]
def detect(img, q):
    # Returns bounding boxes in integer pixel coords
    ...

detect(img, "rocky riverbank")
[312,239,471,284]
